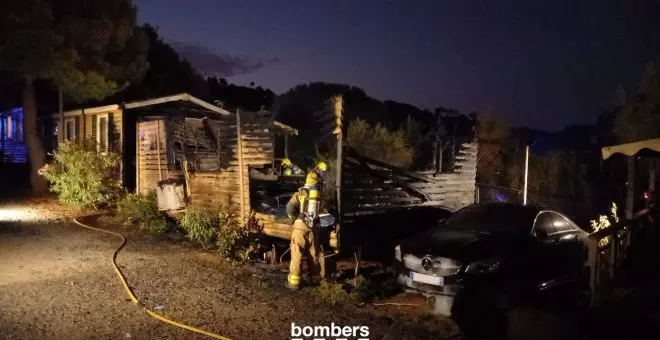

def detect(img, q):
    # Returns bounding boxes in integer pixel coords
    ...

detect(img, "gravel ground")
[5,198,658,340]
[0,199,458,340]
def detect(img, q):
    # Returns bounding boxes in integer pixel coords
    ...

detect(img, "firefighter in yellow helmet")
[285,161,328,289]
[281,158,303,176]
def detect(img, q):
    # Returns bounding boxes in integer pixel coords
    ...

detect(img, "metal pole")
[523,144,530,205]
[626,156,634,219]
[433,112,439,173]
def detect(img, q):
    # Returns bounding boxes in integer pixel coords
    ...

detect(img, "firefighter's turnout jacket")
[286,184,326,288]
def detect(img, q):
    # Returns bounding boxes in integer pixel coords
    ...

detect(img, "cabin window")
[64,118,76,142]
[97,114,109,152]
[6,116,12,139]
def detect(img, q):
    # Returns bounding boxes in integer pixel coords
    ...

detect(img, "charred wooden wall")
[343,141,478,217]
[136,111,275,214]
[259,142,478,247]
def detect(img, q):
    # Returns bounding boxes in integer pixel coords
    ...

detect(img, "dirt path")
[0,212,457,339]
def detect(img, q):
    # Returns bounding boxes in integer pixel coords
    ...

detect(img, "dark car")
[393,202,590,316]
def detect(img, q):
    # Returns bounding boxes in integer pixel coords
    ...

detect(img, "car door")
[530,211,559,285]
[531,211,585,286]
[546,212,587,280]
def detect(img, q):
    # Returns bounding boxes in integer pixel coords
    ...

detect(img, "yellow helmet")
[305,172,319,187]
[282,158,292,167]
[315,161,328,172]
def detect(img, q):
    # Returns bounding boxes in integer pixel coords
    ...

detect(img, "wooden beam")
[236,108,246,223]
[344,157,430,201]
[186,94,232,116]
[156,120,163,182]
[272,120,299,136]
[201,117,219,152]
[124,93,232,116]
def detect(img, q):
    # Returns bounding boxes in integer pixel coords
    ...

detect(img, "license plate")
[410,271,444,286]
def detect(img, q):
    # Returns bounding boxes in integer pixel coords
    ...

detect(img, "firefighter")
[281,158,303,176]
[285,161,328,289]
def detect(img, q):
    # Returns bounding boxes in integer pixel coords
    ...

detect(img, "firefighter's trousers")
[287,219,325,288]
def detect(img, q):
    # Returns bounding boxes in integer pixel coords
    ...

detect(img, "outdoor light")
[0,208,26,221]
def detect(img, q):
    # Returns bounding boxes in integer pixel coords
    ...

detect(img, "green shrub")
[117,191,168,234]
[177,205,220,249]
[216,210,264,264]
[38,139,121,209]
[310,281,359,305]
[348,274,369,289]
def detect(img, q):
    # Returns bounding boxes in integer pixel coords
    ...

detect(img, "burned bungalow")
[251,97,479,256]
[39,93,478,260]
[135,104,292,219]
[38,93,299,227]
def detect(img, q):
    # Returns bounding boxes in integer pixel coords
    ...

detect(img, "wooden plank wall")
[410,142,478,210]
[83,109,122,150]
[51,109,123,146]
[188,167,250,211]
[137,119,169,194]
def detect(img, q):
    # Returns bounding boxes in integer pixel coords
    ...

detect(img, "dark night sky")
[135,0,660,131]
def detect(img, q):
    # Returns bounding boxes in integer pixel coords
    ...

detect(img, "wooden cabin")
[38,93,300,240]
[135,109,286,217]
[41,94,230,188]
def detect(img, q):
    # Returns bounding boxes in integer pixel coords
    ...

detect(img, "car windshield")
[442,204,537,236]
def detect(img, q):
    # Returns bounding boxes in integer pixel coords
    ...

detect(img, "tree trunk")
[23,78,47,195]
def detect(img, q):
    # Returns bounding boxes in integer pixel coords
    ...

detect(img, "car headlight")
[394,245,402,262]
[464,258,501,274]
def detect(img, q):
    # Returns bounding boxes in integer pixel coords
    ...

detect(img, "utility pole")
[432,111,440,173]
[523,144,530,205]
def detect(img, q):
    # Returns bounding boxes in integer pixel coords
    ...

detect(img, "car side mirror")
[534,229,549,240]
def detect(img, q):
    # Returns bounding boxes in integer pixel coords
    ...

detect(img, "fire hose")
[73,217,231,340]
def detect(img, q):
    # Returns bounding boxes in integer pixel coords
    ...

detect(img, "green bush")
[177,205,220,249]
[310,281,359,305]
[117,191,168,234]
[39,139,121,209]
[216,210,264,264]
